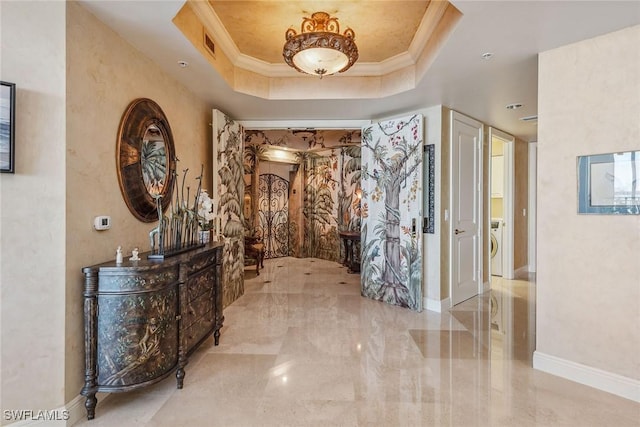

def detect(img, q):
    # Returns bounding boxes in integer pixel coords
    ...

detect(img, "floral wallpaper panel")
[360,115,423,311]
[212,109,244,308]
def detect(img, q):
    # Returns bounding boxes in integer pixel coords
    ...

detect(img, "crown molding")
[188,0,437,79]
[239,119,371,130]
[182,0,460,100]
[189,0,241,63]
[408,0,450,60]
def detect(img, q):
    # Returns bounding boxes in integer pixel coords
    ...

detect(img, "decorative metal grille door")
[258,173,289,258]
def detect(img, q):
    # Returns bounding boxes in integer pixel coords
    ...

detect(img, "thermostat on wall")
[94,216,111,231]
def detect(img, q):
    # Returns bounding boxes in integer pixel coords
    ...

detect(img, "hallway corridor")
[76,258,639,426]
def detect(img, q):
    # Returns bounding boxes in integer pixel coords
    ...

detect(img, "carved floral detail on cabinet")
[97,288,178,386]
[99,269,179,292]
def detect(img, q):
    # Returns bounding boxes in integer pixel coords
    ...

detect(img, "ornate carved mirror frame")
[116,98,176,222]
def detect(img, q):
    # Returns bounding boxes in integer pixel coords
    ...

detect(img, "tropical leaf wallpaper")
[303,152,340,261]
[302,147,361,262]
[361,115,423,311]
[213,110,244,308]
[243,130,361,263]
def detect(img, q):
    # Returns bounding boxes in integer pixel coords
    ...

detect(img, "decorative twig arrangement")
[148,162,206,259]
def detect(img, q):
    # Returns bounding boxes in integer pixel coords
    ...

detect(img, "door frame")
[488,127,515,280]
[528,142,537,273]
[449,110,484,306]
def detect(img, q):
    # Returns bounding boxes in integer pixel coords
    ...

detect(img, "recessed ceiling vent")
[203,32,216,58]
[520,115,538,122]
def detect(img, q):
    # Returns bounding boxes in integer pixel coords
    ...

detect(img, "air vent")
[519,115,538,122]
[203,32,216,58]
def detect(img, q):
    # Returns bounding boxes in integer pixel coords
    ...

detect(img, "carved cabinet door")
[96,285,178,388]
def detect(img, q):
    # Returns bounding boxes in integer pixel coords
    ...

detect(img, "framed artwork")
[423,144,435,233]
[1,81,16,173]
[577,151,639,214]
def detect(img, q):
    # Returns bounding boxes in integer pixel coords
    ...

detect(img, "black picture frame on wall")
[1,81,16,173]
[423,144,435,233]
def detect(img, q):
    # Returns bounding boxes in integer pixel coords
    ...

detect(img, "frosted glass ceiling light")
[283,11,358,78]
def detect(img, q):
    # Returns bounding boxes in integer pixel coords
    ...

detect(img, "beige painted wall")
[422,106,444,302]
[0,1,67,416]
[537,25,639,380]
[491,198,504,219]
[440,108,451,300]
[513,138,528,270]
[65,2,212,403]
[1,1,213,418]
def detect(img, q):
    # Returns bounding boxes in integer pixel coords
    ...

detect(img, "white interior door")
[450,111,483,305]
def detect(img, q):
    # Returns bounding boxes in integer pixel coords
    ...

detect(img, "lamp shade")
[292,46,350,76]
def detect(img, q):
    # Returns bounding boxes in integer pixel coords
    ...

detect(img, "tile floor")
[76,257,639,426]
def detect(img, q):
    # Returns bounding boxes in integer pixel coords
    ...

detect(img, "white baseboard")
[533,351,640,402]
[65,395,85,427]
[425,297,450,313]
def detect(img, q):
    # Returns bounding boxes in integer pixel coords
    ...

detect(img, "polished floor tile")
[409,330,489,359]
[75,258,640,427]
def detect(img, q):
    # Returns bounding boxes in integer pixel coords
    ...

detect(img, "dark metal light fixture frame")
[283,11,359,78]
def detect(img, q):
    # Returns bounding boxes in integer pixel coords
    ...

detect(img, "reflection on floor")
[76,258,639,426]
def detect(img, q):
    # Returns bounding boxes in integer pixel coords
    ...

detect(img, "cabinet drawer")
[183,311,215,352]
[186,250,219,275]
[99,265,179,293]
[186,266,216,302]
[182,289,214,329]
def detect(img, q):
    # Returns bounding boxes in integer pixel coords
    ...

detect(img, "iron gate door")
[258,173,289,258]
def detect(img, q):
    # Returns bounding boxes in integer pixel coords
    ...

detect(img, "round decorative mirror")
[116,98,176,222]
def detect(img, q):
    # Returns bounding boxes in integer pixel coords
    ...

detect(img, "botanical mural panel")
[303,151,340,261]
[361,115,423,311]
[244,131,362,263]
[339,145,362,232]
[302,147,362,262]
[245,129,360,151]
[213,110,244,307]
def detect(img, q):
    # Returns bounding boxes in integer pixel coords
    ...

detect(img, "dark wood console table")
[80,243,224,419]
[339,231,361,273]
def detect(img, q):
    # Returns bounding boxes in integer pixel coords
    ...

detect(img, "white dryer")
[491,219,503,276]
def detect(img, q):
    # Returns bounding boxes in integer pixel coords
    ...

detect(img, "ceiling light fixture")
[283,11,358,78]
[506,103,523,110]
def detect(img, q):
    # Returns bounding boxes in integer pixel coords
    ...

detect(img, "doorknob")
[454,229,465,235]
